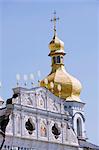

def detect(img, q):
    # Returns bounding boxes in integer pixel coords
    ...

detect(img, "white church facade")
[0,13,99,150]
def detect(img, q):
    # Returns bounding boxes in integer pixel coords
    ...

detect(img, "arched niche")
[77,117,82,137]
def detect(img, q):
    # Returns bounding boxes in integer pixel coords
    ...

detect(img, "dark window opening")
[53,57,56,64]
[57,56,60,63]
[77,117,82,137]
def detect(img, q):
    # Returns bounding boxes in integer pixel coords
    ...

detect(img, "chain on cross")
[51,11,59,36]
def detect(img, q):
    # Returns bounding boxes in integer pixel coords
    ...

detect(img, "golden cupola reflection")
[49,34,64,51]
[40,12,82,102]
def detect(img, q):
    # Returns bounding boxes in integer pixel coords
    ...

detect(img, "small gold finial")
[51,11,59,36]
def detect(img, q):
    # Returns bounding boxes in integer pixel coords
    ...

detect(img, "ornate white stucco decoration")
[4,87,79,149]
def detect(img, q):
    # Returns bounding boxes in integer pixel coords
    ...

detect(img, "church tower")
[1,12,99,150]
[40,11,86,140]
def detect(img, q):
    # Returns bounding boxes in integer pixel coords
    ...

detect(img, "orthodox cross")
[51,11,59,36]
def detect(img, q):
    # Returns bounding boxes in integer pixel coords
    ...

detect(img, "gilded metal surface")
[40,23,82,101]
[40,66,82,101]
[49,35,64,51]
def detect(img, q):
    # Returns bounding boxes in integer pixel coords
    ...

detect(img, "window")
[77,117,82,137]
[57,56,60,63]
[64,105,67,110]
[53,56,61,64]
[53,57,56,64]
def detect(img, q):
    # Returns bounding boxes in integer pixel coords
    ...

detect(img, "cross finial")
[51,11,59,36]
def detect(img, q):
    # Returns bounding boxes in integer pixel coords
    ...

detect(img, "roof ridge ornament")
[50,11,59,36]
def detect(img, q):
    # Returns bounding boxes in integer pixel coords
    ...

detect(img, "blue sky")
[0,0,99,145]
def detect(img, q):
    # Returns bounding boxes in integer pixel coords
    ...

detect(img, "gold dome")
[49,35,64,51]
[40,32,82,101]
[40,12,82,102]
[40,66,82,102]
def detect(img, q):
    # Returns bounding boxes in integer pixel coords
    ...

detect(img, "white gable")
[12,87,64,114]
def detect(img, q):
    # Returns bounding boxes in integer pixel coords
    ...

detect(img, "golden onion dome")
[40,12,82,102]
[49,35,64,51]
[40,66,82,102]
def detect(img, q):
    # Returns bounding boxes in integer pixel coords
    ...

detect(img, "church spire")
[50,11,59,36]
[49,12,65,72]
[49,12,65,54]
